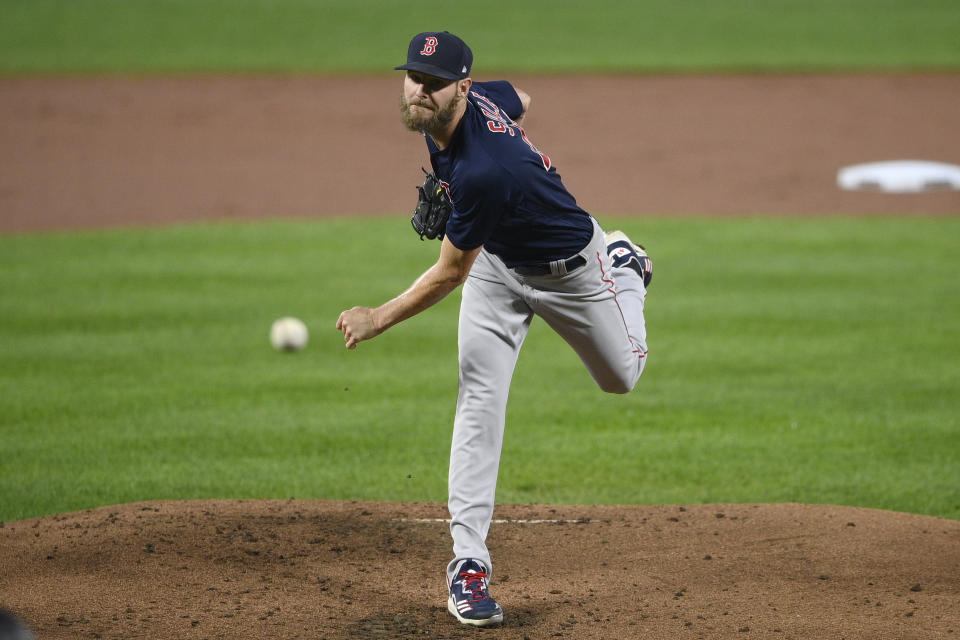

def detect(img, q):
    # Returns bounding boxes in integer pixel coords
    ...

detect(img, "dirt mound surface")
[1,500,957,639]
[2,74,958,233]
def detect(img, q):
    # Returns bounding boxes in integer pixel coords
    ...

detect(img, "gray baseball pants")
[446,218,648,582]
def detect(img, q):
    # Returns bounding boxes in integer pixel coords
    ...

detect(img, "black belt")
[513,254,586,276]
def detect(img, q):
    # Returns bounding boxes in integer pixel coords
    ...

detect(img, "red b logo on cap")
[420,36,438,56]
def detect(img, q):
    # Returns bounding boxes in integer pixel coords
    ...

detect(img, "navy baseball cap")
[395,31,473,81]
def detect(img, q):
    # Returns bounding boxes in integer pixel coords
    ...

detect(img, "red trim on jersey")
[470,90,551,170]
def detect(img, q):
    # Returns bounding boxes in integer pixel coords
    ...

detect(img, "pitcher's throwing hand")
[336,307,379,349]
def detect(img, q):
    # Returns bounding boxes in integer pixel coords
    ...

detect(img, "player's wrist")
[370,306,390,335]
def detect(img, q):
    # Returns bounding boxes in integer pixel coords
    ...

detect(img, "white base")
[837,160,960,193]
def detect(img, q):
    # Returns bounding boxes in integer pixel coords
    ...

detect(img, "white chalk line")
[401,518,594,525]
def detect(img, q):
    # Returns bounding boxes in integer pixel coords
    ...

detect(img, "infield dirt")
[1,500,959,639]
[0,74,958,639]
[1,74,958,233]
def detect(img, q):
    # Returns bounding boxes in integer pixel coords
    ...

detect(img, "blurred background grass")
[1,0,959,74]
[1,1,958,522]
[2,218,958,521]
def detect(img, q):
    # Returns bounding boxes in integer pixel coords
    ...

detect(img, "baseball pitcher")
[337,30,652,627]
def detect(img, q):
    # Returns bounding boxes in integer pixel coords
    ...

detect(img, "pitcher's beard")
[400,93,461,135]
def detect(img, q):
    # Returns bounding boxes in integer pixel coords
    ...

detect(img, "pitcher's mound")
[1,500,957,639]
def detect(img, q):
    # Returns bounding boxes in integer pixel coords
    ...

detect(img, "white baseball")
[270,317,309,352]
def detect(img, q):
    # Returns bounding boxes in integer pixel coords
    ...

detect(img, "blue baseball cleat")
[605,230,653,288]
[447,559,504,626]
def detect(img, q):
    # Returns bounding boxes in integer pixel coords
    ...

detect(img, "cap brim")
[394,62,462,81]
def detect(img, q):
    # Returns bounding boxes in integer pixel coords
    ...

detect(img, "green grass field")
[1,1,958,523]
[2,0,959,74]
[2,217,958,522]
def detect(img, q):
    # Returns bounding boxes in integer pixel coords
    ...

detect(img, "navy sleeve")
[473,81,523,122]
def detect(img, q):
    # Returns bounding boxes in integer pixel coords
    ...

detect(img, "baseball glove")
[411,168,451,240]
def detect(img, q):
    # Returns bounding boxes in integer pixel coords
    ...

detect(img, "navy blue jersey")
[426,81,593,267]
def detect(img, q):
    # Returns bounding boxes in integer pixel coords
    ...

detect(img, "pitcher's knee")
[604,382,633,394]
[596,372,638,395]
[594,359,644,394]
